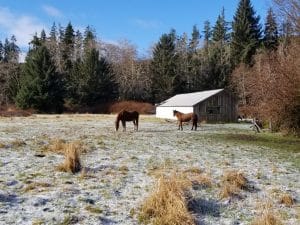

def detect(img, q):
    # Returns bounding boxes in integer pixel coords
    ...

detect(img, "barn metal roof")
[157,89,224,107]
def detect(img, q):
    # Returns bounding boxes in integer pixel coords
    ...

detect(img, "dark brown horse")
[115,110,139,131]
[173,110,198,131]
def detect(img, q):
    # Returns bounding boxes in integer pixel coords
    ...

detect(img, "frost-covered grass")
[0,115,299,225]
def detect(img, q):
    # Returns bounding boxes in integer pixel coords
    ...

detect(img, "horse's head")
[173,110,178,116]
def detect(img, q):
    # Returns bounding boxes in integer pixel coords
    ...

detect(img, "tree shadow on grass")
[0,193,22,206]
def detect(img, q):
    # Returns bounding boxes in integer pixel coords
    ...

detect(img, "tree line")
[0,0,299,133]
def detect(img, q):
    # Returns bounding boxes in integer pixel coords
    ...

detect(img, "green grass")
[205,131,300,168]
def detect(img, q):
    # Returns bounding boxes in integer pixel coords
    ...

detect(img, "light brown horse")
[115,110,139,131]
[173,110,198,131]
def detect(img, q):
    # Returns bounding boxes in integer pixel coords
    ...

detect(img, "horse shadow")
[188,197,222,217]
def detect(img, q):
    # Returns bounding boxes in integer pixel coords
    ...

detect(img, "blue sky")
[0,0,271,57]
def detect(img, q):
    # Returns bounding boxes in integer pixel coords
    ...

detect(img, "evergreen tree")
[16,46,64,113]
[40,29,47,43]
[74,30,83,60]
[3,36,20,63]
[263,8,279,50]
[231,0,262,66]
[189,25,200,52]
[83,26,96,53]
[30,33,42,50]
[78,49,117,105]
[62,22,75,72]
[203,20,212,49]
[49,22,57,42]
[0,41,3,62]
[175,33,189,92]
[150,31,179,102]
[208,8,232,88]
[212,7,229,43]
[3,38,10,62]
[47,22,59,69]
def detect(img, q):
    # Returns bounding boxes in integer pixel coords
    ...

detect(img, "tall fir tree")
[16,46,64,112]
[209,8,231,89]
[3,36,20,63]
[74,30,83,60]
[3,38,9,62]
[263,8,279,50]
[203,20,212,50]
[189,25,200,52]
[40,29,47,43]
[0,41,3,61]
[150,31,179,102]
[62,22,75,72]
[49,22,57,42]
[78,49,117,106]
[83,26,96,53]
[212,7,229,43]
[231,0,261,66]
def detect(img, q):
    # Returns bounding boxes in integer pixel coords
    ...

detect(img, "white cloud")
[0,7,46,48]
[133,19,162,29]
[42,5,62,18]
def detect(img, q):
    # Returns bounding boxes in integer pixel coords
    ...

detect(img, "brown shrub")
[57,142,82,173]
[231,40,300,134]
[0,105,33,117]
[139,173,195,225]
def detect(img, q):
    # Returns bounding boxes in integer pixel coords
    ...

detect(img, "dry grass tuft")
[24,182,51,192]
[219,183,240,199]
[119,165,129,175]
[184,167,203,174]
[222,170,247,189]
[57,142,82,174]
[0,143,6,148]
[251,200,283,225]
[251,210,283,225]
[219,170,248,199]
[279,193,294,207]
[11,139,26,148]
[85,205,103,214]
[139,173,195,225]
[47,139,67,154]
[183,167,212,187]
[45,139,88,155]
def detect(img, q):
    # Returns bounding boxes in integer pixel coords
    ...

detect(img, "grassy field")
[0,114,299,225]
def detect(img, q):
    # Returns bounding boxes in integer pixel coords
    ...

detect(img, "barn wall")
[194,91,237,122]
[156,106,194,120]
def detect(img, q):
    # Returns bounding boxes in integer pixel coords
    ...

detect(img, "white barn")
[156,89,237,122]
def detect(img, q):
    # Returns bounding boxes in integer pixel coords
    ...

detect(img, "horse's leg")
[178,121,180,130]
[122,120,126,132]
[136,118,138,131]
[180,121,183,131]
